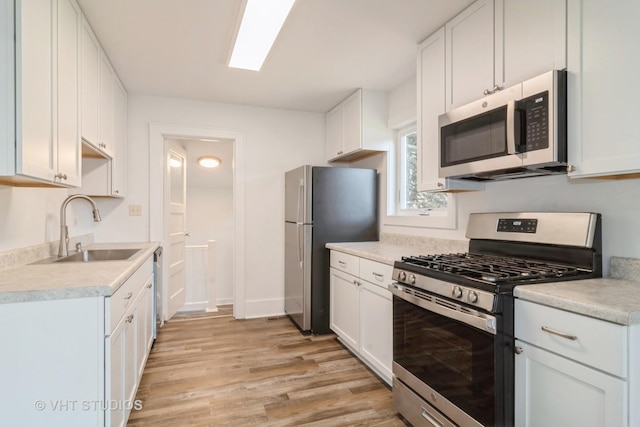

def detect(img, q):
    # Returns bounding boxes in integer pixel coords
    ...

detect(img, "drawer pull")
[372,272,384,281]
[421,407,444,427]
[541,326,578,341]
[147,282,152,289]
[124,292,133,300]
[338,261,347,267]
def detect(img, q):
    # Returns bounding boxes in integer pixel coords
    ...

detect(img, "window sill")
[384,209,457,230]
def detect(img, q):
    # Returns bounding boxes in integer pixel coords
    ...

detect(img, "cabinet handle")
[437,182,444,188]
[55,173,67,180]
[483,88,492,96]
[492,84,501,92]
[338,260,346,267]
[124,292,133,300]
[372,272,384,281]
[541,326,578,341]
[147,283,152,289]
[114,190,119,194]
[126,314,134,323]
[353,280,361,287]
[567,165,576,173]
[514,346,523,355]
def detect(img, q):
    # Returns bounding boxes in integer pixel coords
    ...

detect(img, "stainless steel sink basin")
[32,248,142,264]
[55,249,141,263]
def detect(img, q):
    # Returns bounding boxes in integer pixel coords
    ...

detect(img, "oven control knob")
[452,286,463,299]
[399,271,407,281]
[468,291,479,303]
[408,274,416,285]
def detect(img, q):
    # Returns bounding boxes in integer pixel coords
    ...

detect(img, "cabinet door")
[136,276,153,379]
[445,0,494,111]
[495,0,566,89]
[99,53,114,157]
[111,75,127,197]
[417,28,446,192]
[16,0,56,182]
[341,90,362,156]
[416,28,483,193]
[329,267,360,350]
[55,0,81,187]
[567,0,640,178]
[515,341,626,427]
[106,319,126,427]
[359,280,392,385]
[81,18,100,146]
[326,104,343,161]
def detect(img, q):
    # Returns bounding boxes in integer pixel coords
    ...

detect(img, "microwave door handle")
[506,100,517,154]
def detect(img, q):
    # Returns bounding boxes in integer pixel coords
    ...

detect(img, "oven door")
[390,283,508,427]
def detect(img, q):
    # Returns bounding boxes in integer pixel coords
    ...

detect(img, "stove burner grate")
[400,253,585,285]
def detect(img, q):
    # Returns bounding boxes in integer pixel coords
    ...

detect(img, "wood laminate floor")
[128,311,407,426]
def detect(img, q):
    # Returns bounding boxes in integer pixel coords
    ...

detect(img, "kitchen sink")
[32,248,141,264]
[56,249,141,263]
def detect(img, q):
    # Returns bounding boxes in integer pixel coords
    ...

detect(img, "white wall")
[0,186,94,252]
[109,95,325,318]
[367,79,640,276]
[186,186,233,304]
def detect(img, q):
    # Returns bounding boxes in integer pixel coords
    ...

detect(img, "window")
[397,127,447,214]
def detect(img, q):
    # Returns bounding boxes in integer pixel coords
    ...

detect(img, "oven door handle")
[389,283,497,335]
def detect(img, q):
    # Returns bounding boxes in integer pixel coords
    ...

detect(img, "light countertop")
[515,278,640,325]
[325,241,415,265]
[0,242,159,304]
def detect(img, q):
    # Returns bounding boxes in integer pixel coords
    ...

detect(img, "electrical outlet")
[129,204,142,216]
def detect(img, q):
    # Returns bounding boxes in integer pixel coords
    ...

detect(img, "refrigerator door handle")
[297,224,303,268]
[297,179,304,224]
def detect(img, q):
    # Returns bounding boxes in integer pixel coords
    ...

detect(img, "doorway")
[149,124,246,321]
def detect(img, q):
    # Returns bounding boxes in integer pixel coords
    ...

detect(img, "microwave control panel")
[520,91,549,152]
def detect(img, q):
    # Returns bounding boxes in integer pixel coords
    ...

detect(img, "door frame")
[149,123,246,319]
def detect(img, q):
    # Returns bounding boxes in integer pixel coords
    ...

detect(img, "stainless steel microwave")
[438,70,567,181]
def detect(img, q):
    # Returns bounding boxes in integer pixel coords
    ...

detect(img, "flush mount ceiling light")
[228,0,296,71]
[198,156,222,169]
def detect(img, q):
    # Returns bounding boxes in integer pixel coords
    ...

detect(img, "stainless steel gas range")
[390,212,602,427]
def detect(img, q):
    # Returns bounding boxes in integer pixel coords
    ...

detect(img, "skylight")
[228,0,296,71]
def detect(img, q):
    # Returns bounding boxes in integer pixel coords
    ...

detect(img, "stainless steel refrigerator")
[284,165,378,334]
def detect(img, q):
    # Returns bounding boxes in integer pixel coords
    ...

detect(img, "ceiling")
[76,0,473,113]
[171,139,234,189]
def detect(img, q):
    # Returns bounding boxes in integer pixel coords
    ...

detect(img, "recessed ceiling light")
[198,156,222,168]
[228,0,296,71]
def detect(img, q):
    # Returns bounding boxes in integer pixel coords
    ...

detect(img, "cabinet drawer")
[360,258,393,289]
[106,258,153,335]
[515,299,627,377]
[330,251,359,277]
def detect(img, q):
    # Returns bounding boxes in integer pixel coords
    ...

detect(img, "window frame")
[384,124,457,229]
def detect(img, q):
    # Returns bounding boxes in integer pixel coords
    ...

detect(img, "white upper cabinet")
[445,0,495,111]
[81,17,100,147]
[494,0,567,89]
[0,0,82,187]
[567,0,640,178]
[325,89,393,162]
[417,27,484,193]
[99,53,115,158]
[111,75,127,197]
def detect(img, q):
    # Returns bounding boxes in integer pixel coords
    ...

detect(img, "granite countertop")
[325,241,416,265]
[0,242,159,304]
[326,238,468,265]
[514,278,640,326]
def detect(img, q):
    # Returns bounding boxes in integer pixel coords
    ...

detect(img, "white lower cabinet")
[329,251,393,385]
[105,259,153,427]
[0,255,154,427]
[515,299,637,427]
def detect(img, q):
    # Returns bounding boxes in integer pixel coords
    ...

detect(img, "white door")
[166,144,187,319]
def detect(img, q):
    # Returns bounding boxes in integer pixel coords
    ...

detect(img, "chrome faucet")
[58,195,102,257]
